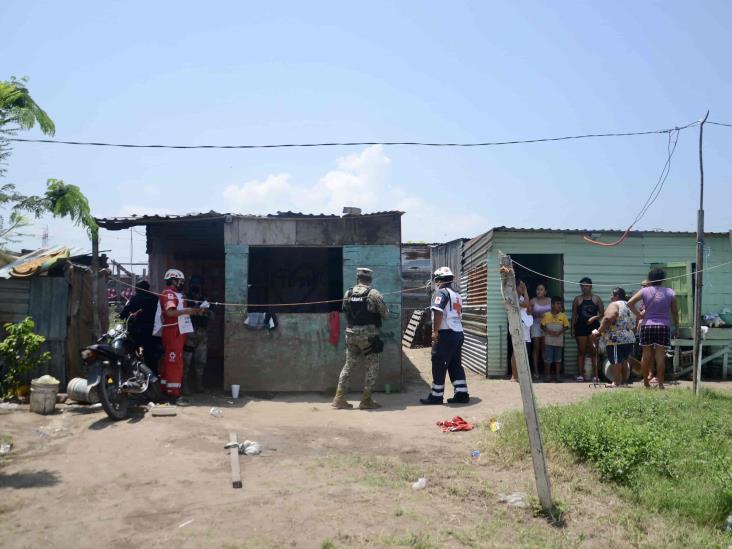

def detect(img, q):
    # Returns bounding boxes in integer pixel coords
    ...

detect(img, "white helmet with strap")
[164,268,185,280]
[433,266,454,282]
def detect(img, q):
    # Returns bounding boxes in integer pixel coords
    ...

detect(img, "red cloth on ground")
[436,416,474,432]
[328,311,340,346]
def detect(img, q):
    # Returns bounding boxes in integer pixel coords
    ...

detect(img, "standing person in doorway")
[627,268,679,389]
[155,269,203,405]
[541,296,570,382]
[332,267,389,410]
[120,280,162,375]
[530,284,552,380]
[509,279,533,382]
[183,274,211,394]
[572,277,604,383]
[420,267,470,405]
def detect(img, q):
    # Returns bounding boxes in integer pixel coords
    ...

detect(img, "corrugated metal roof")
[95,210,404,230]
[492,226,731,236]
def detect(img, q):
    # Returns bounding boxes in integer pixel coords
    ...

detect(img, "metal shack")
[95,211,403,392]
[452,227,732,378]
[0,247,108,386]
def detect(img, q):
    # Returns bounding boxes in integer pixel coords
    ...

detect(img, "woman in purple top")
[628,267,680,389]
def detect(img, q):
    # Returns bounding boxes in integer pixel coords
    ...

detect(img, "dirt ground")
[2,348,731,549]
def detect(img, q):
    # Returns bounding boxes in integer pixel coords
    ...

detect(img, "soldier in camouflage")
[332,267,389,410]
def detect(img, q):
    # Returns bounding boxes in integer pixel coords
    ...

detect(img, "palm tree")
[0,78,97,246]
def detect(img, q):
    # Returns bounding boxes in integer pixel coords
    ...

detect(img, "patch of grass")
[321,539,336,549]
[381,532,436,549]
[483,388,732,530]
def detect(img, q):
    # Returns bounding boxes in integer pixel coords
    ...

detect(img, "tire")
[98,363,129,420]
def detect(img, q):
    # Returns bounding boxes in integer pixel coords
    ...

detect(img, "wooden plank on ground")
[229,431,242,489]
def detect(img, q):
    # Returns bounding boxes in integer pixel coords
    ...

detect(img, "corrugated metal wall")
[461,232,491,376]
[0,279,31,324]
[0,277,69,385]
[431,239,465,292]
[401,244,431,333]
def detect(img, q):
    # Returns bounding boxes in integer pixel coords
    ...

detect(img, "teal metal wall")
[223,242,403,392]
[484,231,732,377]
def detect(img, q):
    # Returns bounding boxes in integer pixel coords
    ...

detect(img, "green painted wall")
[485,232,732,377]
[222,243,403,392]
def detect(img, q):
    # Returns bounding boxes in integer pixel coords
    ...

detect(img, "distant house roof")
[95,210,404,231]
[490,226,731,236]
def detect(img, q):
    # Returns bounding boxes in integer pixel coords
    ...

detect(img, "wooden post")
[91,231,100,339]
[229,432,242,489]
[693,111,709,396]
[499,254,554,515]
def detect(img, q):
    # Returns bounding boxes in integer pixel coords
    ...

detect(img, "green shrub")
[0,317,51,398]
[488,389,732,527]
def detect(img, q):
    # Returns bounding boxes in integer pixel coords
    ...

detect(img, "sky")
[2,1,732,272]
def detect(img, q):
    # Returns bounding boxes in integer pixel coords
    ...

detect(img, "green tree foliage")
[0,76,55,177]
[0,77,98,248]
[0,317,51,398]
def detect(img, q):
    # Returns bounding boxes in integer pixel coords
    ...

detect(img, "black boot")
[447,392,470,404]
[420,394,444,405]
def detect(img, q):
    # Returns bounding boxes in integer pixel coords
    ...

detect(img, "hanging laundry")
[328,310,340,346]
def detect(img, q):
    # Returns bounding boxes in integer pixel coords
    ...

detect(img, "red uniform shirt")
[160,288,180,333]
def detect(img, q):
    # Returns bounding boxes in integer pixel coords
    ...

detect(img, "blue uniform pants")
[430,330,467,397]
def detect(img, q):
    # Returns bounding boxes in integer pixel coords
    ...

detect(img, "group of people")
[512,268,680,388]
[120,269,211,405]
[121,263,679,408]
[332,265,471,409]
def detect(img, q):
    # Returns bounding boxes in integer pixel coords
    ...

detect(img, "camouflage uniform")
[333,272,389,409]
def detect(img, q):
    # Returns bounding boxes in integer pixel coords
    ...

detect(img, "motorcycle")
[80,319,161,420]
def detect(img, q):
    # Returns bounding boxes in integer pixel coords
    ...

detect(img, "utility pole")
[499,254,554,517]
[693,111,710,396]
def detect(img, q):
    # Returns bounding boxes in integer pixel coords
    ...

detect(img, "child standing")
[541,296,569,382]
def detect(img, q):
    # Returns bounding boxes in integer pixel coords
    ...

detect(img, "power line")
[510,257,732,288]
[8,121,700,150]
[707,121,732,128]
[582,127,681,247]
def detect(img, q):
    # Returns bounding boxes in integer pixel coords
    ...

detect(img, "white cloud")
[221,145,488,241]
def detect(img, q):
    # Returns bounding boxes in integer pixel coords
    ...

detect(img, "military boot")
[331,390,353,409]
[358,390,382,410]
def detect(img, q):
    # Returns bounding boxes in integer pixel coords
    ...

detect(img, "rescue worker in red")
[156,269,203,404]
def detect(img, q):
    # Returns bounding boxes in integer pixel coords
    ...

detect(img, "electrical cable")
[583,127,680,247]
[86,256,732,308]
[510,257,732,288]
[707,121,732,128]
[8,121,699,150]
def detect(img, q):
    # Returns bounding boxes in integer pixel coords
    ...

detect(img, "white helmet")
[433,266,454,281]
[164,268,185,280]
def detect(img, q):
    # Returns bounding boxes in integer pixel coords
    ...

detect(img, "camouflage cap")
[356,267,373,277]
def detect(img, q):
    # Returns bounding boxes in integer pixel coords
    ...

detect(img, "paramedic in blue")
[420,267,470,405]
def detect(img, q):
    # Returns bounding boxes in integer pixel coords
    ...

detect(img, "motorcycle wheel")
[98,363,129,420]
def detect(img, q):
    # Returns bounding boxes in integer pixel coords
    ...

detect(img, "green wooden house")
[96,211,403,392]
[441,227,732,378]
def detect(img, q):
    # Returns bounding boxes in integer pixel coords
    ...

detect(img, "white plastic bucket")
[231,385,240,399]
[30,379,59,415]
